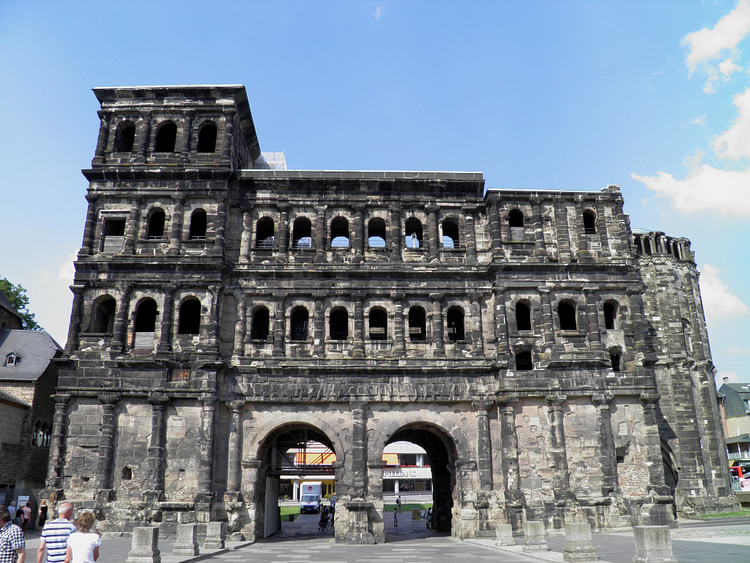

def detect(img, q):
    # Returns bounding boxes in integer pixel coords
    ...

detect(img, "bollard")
[172,523,199,557]
[522,520,549,552]
[632,525,677,563]
[204,521,227,550]
[563,522,598,562]
[495,523,515,546]
[125,526,161,563]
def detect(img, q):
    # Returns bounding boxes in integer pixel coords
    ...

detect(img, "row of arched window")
[513,299,620,332]
[113,120,218,154]
[32,421,51,448]
[87,295,202,335]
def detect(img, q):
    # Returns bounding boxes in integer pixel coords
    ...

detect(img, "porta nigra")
[44,85,737,543]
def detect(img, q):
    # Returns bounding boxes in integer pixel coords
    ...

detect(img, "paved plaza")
[23,514,750,562]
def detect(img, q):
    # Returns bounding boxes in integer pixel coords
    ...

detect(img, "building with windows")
[45,84,735,543]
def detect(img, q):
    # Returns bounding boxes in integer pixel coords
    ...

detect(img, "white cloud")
[699,264,750,325]
[726,346,750,354]
[631,163,750,217]
[719,57,742,78]
[684,115,707,127]
[712,86,750,159]
[683,0,750,73]
[718,371,740,383]
[58,253,76,282]
[374,4,383,20]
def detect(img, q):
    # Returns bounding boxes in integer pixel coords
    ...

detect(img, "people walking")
[37,502,47,530]
[64,512,100,563]
[0,504,26,563]
[36,503,75,563]
[19,505,31,534]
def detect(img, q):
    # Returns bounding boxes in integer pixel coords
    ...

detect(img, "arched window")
[329,307,348,340]
[135,299,158,332]
[147,209,166,239]
[516,350,533,370]
[442,219,459,248]
[290,308,309,341]
[508,209,524,228]
[369,307,387,340]
[583,210,597,234]
[404,217,423,249]
[154,122,177,152]
[558,301,577,331]
[604,302,618,330]
[368,218,386,248]
[408,306,426,341]
[610,350,621,372]
[114,121,136,152]
[251,307,270,340]
[447,307,465,341]
[88,295,116,333]
[255,217,275,248]
[198,122,217,153]
[292,217,312,249]
[178,298,201,335]
[330,217,350,248]
[189,209,207,239]
[516,302,531,331]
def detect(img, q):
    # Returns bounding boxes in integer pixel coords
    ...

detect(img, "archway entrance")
[383,424,456,538]
[256,424,336,539]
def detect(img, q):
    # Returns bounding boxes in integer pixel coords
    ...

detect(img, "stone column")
[595,201,611,258]
[499,396,524,531]
[196,396,216,518]
[125,526,161,563]
[233,293,248,357]
[178,112,194,162]
[472,400,494,490]
[313,295,325,357]
[430,293,444,356]
[632,526,677,563]
[392,293,405,356]
[226,402,244,495]
[123,200,141,255]
[593,393,618,496]
[463,205,477,264]
[389,204,402,262]
[488,200,501,255]
[221,110,234,166]
[353,296,365,358]
[539,288,555,351]
[78,194,99,256]
[277,203,290,261]
[134,114,151,164]
[96,394,119,492]
[546,394,571,513]
[156,288,174,355]
[64,285,85,354]
[111,287,131,352]
[426,204,439,261]
[469,292,484,353]
[206,285,221,352]
[639,393,667,489]
[494,287,508,356]
[314,207,326,263]
[531,198,547,258]
[350,402,368,499]
[352,202,365,263]
[272,297,285,356]
[45,395,70,489]
[583,287,601,345]
[144,394,168,503]
[239,210,252,263]
[211,200,227,257]
[92,110,109,166]
[167,197,184,256]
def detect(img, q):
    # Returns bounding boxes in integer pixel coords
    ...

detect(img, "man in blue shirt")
[35,503,75,563]
[0,505,25,563]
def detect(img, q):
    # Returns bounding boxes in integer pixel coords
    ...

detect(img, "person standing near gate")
[36,503,75,563]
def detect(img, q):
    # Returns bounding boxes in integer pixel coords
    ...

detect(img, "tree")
[0,277,40,330]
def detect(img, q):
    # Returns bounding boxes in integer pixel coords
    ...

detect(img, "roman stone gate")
[44,85,737,543]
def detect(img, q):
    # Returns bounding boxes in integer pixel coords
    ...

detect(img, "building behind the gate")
[43,85,737,542]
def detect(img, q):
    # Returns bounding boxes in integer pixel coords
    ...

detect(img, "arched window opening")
[154,122,177,152]
[292,217,312,249]
[369,307,387,340]
[88,296,116,333]
[441,220,459,248]
[604,302,618,330]
[330,217,350,248]
[197,122,217,153]
[147,209,166,239]
[368,218,386,248]
[329,307,348,340]
[446,307,465,342]
[583,210,597,234]
[114,121,136,152]
[255,217,275,248]
[291,308,309,341]
[508,209,524,228]
[516,350,533,370]
[189,209,207,239]
[251,308,270,340]
[178,298,201,335]
[404,217,423,249]
[516,302,531,331]
[135,299,158,332]
[408,307,426,341]
[610,351,621,372]
[558,301,577,331]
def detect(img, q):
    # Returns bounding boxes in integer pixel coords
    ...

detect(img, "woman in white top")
[64,511,101,563]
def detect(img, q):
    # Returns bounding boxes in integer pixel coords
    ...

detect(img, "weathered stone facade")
[46,85,736,542]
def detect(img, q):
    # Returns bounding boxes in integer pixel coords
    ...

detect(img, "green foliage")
[0,277,40,330]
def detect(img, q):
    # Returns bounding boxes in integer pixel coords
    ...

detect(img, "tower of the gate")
[45,85,737,542]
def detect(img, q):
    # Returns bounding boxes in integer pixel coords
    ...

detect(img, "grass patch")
[280,506,300,516]
[696,508,750,518]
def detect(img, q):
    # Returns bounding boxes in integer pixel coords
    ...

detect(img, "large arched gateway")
[45,84,737,545]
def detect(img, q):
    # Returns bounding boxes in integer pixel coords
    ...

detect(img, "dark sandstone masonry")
[43,85,737,543]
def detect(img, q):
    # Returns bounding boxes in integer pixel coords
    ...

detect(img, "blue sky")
[1,1,749,383]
